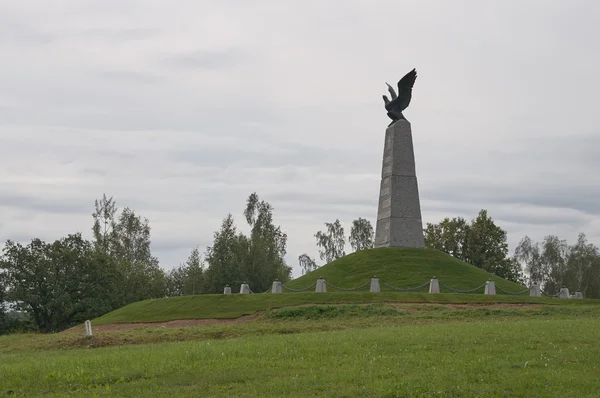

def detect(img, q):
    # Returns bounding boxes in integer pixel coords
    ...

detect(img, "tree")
[0,234,121,332]
[183,247,204,295]
[315,219,346,263]
[424,209,522,283]
[515,233,600,298]
[349,217,374,252]
[298,253,318,275]
[424,217,469,259]
[91,195,166,305]
[92,194,118,256]
[242,193,292,290]
[463,210,509,273]
[203,214,244,293]
[202,194,292,293]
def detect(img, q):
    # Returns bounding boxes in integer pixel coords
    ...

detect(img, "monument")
[374,68,425,248]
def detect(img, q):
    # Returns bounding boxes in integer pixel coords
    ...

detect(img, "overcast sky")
[1,0,599,277]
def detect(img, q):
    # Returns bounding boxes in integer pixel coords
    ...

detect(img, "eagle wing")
[395,68,417,111]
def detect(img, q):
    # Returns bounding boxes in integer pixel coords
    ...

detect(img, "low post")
[574,291,583,299]
[370,276,380,293]
[429,277,440,294]
[272,280,282,294]
[223,285,232,295]
[559,286,570,298]
[316,277,327,293]
[530,282,541,297]
[84,320,93,338]
[240,283,250,294]
[484,279,496,295]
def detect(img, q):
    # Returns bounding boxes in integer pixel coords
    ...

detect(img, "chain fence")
[231,278,580,299]
[324,281,370,291]
[281,282,317,292]
[439,282,487,293]
[380,280,430,292]
[496,285,530,295]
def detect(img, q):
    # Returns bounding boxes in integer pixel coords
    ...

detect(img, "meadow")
[2,300,600,397]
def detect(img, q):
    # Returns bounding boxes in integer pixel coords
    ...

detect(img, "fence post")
[370,276,380,293]
[223,285,232,295]
[429,277,440,293]
[559,286,570,298]
[84,320,93,338]
[484,279,496,295]
[272,280,282,294]
[529,282,541,297]
[316,277,327,293]
[240,283,250,294]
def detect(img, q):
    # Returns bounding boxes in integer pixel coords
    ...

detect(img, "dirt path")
[63,302,543,334]
[61,314,259,334]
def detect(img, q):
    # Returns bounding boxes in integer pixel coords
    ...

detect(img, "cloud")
[1,0,600,277]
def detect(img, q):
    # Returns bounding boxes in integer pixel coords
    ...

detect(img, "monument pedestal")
[374,119,424,248]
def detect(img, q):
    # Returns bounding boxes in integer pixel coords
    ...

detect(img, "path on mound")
[68,302,543,333]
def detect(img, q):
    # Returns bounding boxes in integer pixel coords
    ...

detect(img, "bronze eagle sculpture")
[382,68,417,126]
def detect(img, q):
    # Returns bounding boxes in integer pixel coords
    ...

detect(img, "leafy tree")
[424,217,469,259]
[203,214,245,293]
[183,247,204,295]
[0,234,121,332]
[515,233,600,297]
[463,210,509,273]
[91,195,166,305]
[424,209,522,282]
[242,193,292,290]
[92,194,118,255]
[166,247,205,296]
[203,194,292,293]
[349,217,374,252]
[315,219,346,263]
[298,253,318,275]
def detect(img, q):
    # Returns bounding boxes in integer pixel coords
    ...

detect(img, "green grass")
[90,291,595,325]
[2,304,600,397]
[286,247,527,293]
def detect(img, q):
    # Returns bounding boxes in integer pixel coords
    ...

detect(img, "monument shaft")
[374,119,424,248]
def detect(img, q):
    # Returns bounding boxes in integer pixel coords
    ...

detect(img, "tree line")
[300,209,600,298]
[2,195,599,335]
[0,192,291,334]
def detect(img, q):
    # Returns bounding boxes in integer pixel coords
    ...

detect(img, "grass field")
[2,249,596,397]
[2,302,600,397]
[285,247,528,293]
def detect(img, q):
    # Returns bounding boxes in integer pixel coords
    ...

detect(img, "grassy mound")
[285,247,526,293]
[91,291,576,325]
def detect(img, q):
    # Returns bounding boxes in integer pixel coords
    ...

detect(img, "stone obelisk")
[374,119,424,247]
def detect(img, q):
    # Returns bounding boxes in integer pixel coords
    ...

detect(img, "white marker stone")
[429,277,440,294]
[484,280,496,295]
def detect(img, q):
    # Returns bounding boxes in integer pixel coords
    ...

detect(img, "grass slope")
[286,247,526,292]
[92,291,593,325]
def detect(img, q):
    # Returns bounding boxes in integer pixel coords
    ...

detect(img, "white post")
[574,291,583,299]
[429,277,440,294]
[484,280,496,295]
[84,320,93,338]
[530,282,541,297]
[223,285,232,295]
[559,286,570,298]
[240,283,250,294]
[370,277,380,293]
[272,280,282,294]
[316,277,327,293]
